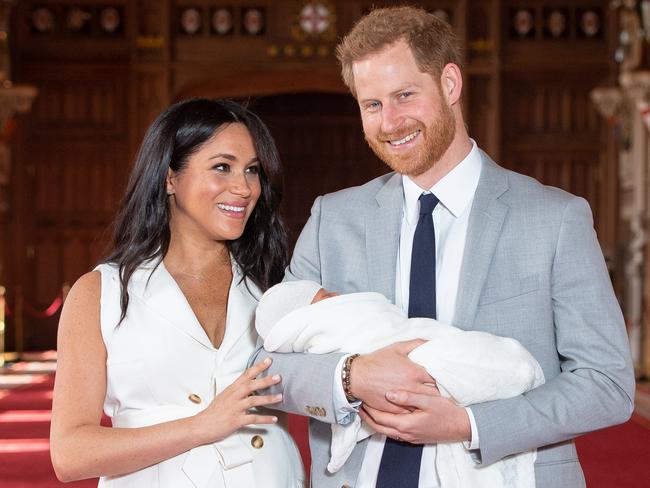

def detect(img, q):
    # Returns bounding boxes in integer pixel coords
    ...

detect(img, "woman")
[50,99,305,487]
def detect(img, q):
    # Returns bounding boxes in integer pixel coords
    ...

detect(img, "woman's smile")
[216,201,250,219]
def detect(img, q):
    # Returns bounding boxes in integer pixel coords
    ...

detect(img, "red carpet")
[2,372,649,487]
[0,375,96,487]
[576,413,650,487]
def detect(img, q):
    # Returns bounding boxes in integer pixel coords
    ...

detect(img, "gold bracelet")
[342,354,360,403]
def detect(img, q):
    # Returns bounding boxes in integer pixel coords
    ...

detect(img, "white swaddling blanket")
[257,290,545,488]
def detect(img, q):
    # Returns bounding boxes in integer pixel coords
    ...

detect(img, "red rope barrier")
[0,287,67,320]
[23,294,63,319]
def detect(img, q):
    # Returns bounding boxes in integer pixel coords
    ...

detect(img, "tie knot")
[418,193,439,215]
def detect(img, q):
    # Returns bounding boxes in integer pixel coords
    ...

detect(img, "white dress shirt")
[333,140,483,487]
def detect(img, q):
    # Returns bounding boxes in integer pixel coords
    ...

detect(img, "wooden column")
[592,72,650,378]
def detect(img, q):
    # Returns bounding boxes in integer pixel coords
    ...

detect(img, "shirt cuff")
[463,406,480,450]
[333,354,361,425]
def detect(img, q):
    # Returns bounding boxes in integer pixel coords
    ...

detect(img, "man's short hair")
[336,6,463,97]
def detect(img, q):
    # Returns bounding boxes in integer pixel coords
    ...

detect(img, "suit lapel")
[366,173,403,302]
[454,152,510,329]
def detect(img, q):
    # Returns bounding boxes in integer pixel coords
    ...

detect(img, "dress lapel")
[218,266,259,358]
[130,260,216,350]
[366,173,403,303]
[453,152,510,329]
[129,259,258,356]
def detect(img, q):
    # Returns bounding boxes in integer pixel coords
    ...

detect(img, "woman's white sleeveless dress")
[95,260,304,488]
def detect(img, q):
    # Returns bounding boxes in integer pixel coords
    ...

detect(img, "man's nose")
[380,104,404,135]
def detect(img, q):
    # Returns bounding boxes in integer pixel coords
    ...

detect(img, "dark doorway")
[248,92,387,247]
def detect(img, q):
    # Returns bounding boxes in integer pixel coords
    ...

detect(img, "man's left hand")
[359,389,471,444]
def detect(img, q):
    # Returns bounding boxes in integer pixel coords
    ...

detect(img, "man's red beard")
[365,102,456,177]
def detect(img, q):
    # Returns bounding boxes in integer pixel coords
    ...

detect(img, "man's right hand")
[350,340,435,413]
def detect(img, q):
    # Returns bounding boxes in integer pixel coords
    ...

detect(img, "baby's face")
[311,288,338,304]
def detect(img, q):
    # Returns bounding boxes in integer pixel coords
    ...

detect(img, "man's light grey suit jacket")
[256,152,635,487]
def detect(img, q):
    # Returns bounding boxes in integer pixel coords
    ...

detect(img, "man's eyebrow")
[390,83,419,96]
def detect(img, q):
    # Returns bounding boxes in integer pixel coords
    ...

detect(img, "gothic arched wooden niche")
[248,92,385,245]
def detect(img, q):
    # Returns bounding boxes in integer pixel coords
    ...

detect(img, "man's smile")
[388,130,421,147]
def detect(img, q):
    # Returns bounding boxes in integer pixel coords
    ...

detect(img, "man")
[253,6,635,487]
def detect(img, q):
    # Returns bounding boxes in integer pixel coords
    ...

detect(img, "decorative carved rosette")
[291,1,336,42]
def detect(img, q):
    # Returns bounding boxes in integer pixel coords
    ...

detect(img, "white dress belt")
[111,405,255,488]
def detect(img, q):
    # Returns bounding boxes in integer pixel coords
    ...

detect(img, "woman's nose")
[229,172,252,197]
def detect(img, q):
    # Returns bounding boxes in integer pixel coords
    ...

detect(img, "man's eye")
[399,91,413,99]
[365,102,380,111]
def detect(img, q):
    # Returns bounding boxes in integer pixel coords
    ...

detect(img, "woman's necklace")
[173,270,211,281]
[168,260,231,284]
[165,250,231,285]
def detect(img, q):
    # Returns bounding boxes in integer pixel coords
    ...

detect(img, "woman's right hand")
[194,357,282,444]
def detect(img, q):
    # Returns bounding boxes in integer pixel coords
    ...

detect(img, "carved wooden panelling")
[25,72,128,137]
[503,78,602,140]
[133,68,169,146]
[501,70,607,220]
[504,151,600,200]
[13,1,131,62]
[175,3,269,37]
[23,227,110,350]
[467,0,497,62]
[25,3,126,37]
[507,3,604,40]
[18,136,128,350]
[32,143,127,222]
[467,74,499,157]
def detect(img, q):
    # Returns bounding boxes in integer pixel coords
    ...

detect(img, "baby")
[256,281,545,488]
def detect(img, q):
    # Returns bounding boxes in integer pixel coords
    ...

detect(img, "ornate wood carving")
[5,0,619,353]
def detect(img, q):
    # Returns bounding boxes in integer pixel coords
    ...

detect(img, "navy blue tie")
[376,192,438,488]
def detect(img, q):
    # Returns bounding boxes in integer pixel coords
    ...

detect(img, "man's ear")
[440,63,463,106]
[166,169,176,196]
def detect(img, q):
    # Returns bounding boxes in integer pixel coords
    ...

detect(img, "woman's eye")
[246,165,260,174]
[213,163,230,172]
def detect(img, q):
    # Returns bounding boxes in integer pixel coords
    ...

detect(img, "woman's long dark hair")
[105,98,288,322]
